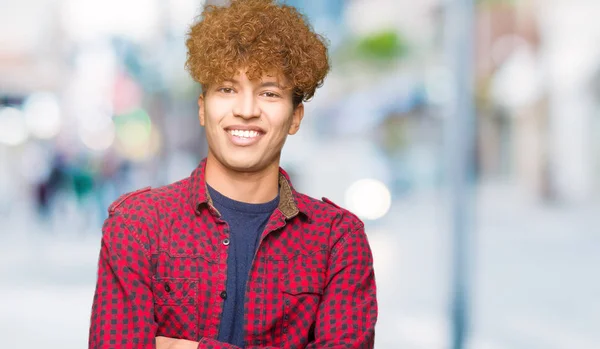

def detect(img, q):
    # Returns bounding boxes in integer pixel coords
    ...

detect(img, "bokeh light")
[78,111,116,151]
[345,178,392,220]
[0,107,29,146]
[114,108,159,160]
[23,92,63,139]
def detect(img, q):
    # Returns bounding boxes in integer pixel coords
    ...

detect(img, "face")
[198,69,304,173]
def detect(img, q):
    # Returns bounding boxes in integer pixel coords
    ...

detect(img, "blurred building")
[475,0,600,203]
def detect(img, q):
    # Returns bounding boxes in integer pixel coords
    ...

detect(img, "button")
[284,314,289,320]
[222,238,230,246]
[220,291,227,299]
[164,283,171,293]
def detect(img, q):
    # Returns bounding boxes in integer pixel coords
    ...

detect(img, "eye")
[218,87,235,94]
[261,91,280,98]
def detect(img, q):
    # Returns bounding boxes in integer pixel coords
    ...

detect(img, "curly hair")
[185,0,330,105]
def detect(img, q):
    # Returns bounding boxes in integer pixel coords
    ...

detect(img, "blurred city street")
[2,0,600,348]
[1,182,598,349]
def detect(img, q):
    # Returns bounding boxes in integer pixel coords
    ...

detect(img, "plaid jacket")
[89,159,377,349]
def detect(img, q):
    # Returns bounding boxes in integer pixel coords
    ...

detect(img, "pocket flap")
[281,269,325,295]
[152,277,197,305]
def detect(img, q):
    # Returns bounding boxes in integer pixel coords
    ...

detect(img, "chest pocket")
[279,265,325,344]
[152,277,199,340]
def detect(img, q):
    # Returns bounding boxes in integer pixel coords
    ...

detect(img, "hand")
[156,336,199,349]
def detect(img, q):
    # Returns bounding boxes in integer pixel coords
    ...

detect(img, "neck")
[204,155,280,204]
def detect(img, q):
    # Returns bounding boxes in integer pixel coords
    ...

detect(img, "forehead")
[226,68,291,87]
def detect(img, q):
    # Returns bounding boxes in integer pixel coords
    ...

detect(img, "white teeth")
[229,129,259,138]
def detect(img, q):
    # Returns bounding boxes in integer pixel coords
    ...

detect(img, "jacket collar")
[188,158,311,220]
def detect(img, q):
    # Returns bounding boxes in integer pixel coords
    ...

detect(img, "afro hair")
[185,0,330,105]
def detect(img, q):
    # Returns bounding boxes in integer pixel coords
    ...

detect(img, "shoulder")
[103,179,190,250]
[296,193,371,259]
[108,186,152,215]
[295,192,364,231]
[108,178,190,217]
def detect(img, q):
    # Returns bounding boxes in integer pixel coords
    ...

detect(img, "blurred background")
[1,0,599,348]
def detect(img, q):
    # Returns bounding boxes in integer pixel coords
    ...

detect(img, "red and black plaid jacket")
[89,159,377,349]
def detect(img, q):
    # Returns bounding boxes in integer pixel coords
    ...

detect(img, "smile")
[225,127,265,146]
[227,129,260,138]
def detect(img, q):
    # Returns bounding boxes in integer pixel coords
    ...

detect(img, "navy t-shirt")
[207,184,279,348]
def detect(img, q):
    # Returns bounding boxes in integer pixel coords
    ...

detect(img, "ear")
[288,103,304,135]
[198,95,205,127]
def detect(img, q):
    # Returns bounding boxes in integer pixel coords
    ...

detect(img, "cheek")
[266,106,295,129]
[270,120,293,145]
[204,104,226,128]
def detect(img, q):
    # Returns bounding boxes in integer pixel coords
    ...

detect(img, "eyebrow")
[259,81,283,89]
[221,79,284,89]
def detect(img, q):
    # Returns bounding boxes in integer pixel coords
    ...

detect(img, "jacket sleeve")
[88,214,158,349]
[196,223,378,349]
[306,222,377,348]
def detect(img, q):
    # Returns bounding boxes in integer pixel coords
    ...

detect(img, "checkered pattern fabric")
[89,159,377,348]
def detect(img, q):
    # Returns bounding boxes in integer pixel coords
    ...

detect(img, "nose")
[233,92,260,120]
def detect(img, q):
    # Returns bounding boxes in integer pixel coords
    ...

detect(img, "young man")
[88,1,377,348]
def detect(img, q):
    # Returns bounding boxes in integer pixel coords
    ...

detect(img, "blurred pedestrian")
[35,154,69,219]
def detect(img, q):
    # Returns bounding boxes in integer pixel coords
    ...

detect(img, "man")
[88,1,377,348]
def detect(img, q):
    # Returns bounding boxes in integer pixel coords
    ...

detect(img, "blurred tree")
[355,30,408,61]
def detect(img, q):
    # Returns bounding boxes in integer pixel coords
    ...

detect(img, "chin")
[222,155,265,173]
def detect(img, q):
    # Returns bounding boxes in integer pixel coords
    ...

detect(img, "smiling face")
[198,69,304,174]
